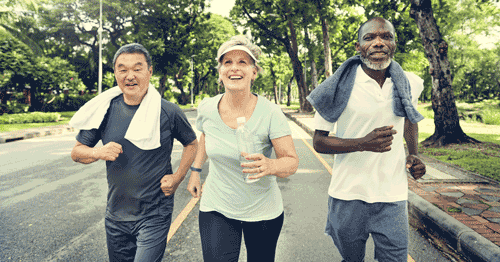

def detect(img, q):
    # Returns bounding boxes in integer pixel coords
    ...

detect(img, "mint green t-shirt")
[196,94,291,221]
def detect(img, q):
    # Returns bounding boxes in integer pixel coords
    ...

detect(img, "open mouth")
[229,75,243,80]
[125,83,138,87]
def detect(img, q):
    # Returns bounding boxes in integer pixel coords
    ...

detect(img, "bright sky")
[206,0,235,17]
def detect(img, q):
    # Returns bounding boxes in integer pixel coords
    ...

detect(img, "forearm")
[271,156,299,178]
[189,133,208,175]
[173,140,198,181]
[71,144,99,164]
[313,135,365,154]
[404,119,419,155]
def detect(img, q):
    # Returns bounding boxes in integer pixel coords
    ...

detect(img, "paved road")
[0,110,451,261]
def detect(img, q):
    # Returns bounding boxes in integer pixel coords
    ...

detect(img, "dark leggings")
[199,211,284,262]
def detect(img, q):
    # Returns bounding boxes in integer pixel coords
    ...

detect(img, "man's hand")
[161,174,181,196]
[94,142,122,161]
[406,155,426,180]
[361,126,397,153]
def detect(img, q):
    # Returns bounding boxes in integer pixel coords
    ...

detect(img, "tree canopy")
[1,0,499,114]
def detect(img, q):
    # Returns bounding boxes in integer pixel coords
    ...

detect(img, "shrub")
[0,112,61,124]
[482,106,500,125]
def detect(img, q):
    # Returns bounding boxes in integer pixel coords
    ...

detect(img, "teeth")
[229,76,242,80]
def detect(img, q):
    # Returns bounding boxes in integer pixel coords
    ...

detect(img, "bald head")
[358,17,396,43]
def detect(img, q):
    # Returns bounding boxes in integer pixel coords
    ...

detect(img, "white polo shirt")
[314,65,424,203]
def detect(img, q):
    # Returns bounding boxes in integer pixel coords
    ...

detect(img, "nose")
[373,36,385,47]
[126,73,136,81]
[230,62,239,71]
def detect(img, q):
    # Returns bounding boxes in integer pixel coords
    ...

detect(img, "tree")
[410,0,479,146]
[232,0,314,112]
[188,14,236,97]
[0,0,43,55]
[0,35,82,111]
[132,0,208,104]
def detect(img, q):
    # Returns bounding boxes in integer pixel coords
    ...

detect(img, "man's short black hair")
[357,17,396,42]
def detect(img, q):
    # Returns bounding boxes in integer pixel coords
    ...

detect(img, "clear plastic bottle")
[235,117,260,183]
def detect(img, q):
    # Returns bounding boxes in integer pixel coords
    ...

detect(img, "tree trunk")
[270,59,279,104]
[287,76,293,107]
[158,73,168,98]
[321,17,333,78]
[311,59,318,91]
[410,0,479,146]
[286,15,313,112]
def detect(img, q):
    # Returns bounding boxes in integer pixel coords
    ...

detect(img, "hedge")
[0,112,61,124]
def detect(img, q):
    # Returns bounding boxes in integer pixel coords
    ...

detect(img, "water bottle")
[235,117,260,183]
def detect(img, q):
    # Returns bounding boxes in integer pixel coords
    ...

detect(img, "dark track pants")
[105,214,172,262]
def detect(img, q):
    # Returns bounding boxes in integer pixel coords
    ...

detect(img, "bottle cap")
[236,117,246,125]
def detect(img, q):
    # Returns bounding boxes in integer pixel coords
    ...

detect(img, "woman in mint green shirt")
[187,36,299,262]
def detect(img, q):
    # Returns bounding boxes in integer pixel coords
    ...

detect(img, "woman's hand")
[187,172,202,198]
[241,152,276,181]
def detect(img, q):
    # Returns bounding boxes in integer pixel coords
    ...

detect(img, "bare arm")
[161,138,198,196]
[244,135,299,179]
[404,118,426,179]
[187,133,208,198]
[404,118,418,155]
[71,141,122,164]
[312,126,397,155]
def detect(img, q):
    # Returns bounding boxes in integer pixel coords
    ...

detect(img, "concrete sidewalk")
[282,108,500,262]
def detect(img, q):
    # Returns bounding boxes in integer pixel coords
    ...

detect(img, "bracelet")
[190,166,202,173]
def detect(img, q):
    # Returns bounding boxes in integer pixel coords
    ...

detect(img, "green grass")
[419,127,500,181]
[0,111,75,132]
[418,99,500,125]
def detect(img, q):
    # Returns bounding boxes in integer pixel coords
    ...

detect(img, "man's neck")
[361,63,388,88]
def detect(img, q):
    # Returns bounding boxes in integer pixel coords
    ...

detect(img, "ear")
[355,42,361,53]
[251,67,257,80]
[149,66,153,76]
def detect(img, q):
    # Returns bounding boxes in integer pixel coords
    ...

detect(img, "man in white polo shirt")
[307,17,426,262]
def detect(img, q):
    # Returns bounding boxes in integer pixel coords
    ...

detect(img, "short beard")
[360,54,392,71]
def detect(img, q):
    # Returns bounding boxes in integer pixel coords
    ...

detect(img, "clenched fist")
[406,155,426,180]
[361,126,397,153]
[94,142,122,161]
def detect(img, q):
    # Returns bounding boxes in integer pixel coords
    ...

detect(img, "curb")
[0,125,75,144]
[409,191,500,262]
[282,110,500,262]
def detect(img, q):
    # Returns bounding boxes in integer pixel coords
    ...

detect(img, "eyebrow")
[363,32,394,38]
[117,62,144,68]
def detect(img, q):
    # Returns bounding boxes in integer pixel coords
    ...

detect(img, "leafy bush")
[42,93,96,112]
[0,112,60,124]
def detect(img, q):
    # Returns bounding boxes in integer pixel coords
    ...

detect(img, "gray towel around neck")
[306,55,424,124]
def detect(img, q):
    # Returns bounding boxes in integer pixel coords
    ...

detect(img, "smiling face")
[356,19,396,71]
[218,50,257,92]
[114,52,153,104]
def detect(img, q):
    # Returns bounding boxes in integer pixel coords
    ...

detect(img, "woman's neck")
[222,89,256,112]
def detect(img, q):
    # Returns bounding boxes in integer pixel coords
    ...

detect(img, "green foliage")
[0,112,60,124]
[41,93,97,112]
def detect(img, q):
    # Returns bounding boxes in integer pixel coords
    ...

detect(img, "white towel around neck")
[69,83,161,150]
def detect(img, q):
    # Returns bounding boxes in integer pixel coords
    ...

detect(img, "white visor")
[217,45,258,63]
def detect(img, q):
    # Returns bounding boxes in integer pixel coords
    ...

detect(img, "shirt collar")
[355,64,392,84]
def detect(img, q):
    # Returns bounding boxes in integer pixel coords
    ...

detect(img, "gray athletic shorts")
[325,196,408,262]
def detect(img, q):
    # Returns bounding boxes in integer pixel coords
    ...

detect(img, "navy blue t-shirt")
[76,95,197,221]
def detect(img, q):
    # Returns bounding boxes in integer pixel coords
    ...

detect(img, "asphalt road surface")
[0,109,452,262]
